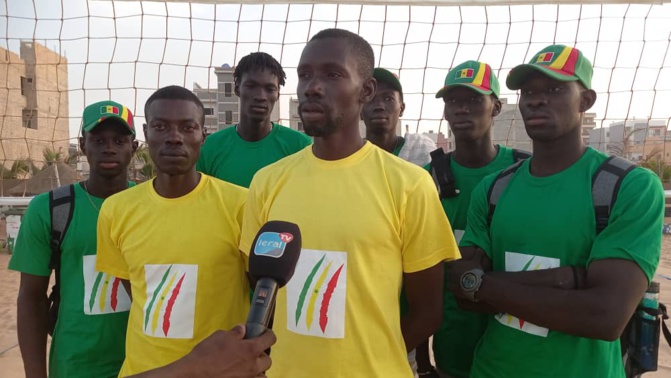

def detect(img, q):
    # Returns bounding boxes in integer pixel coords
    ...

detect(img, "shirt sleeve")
[588,167,664,282]
[8,195,52,276]
[402,173,461,273]
[459,176,494,257]
[95,203,130,280]
[239,175,267,258]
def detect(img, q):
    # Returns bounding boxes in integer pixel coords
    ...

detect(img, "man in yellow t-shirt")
[240,29,460,378]
[96,86,250,376]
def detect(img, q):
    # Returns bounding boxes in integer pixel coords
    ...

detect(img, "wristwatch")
[460,268,485,302]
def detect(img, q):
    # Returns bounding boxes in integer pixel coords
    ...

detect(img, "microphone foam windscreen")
[249,220,302,287]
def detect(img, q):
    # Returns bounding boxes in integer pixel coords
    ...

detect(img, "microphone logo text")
[254,232,290,258]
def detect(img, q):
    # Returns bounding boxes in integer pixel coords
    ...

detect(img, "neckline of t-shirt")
[450,144,509,176]
[518,147,596,186]
[233,123,279,148]
[304,140,374,168]
[146,174,209,203]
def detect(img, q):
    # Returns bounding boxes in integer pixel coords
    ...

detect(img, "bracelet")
[571,266,580,290]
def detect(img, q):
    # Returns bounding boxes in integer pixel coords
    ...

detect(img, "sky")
[1,0,671,144]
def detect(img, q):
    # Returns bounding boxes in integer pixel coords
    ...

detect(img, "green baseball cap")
[82,100,135,134]
[506,45,593,90]
[374,68,403,95]
[435,61,500,99]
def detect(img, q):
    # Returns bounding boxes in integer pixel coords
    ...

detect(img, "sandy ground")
[2,245,671,377]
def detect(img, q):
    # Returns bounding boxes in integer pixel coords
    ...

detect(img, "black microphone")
[245,221,302,339]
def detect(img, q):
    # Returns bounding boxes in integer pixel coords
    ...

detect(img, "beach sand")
[2,244,671,377]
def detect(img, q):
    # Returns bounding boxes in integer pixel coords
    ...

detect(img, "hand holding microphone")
[245,221,302,339]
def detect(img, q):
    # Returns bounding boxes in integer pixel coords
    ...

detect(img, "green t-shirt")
[9,182,135,378]
[461,147,663,378]
[434,145,516,378]
[197,123,312,188]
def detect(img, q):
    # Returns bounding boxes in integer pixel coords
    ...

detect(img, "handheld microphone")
[245,221,302,339]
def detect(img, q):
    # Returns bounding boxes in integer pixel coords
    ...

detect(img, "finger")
[252,329,277,352]
[256,353,272,373]
[230,324,246,339]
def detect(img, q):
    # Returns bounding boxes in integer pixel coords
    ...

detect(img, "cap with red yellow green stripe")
[435,61,500,98]
[506,45,593,90]
[82,100,135,135]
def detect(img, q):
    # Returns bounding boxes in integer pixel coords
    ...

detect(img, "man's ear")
[492,98,502,117]
[580,89,597,112]
[79,135,86,155]
[399,102,406,117]
[131,139,139,154]
[361,77,377,104]
[143,124,148,141]
[234,81,241,97]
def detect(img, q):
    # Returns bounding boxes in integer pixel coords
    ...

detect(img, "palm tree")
[43,147,64,166]
[132,144,155,182]
[0,158,31,196]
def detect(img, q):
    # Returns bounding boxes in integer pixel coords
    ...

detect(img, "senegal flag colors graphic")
[286,249,347,339]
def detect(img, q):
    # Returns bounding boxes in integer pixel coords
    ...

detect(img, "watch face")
[461,272,477,290]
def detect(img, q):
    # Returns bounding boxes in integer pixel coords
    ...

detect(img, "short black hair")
[144,85,205,126]
[310,28,375,81]
[234,52,286,87]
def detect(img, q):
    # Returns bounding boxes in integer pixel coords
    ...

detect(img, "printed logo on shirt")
[82,255,131,315]
[286,249,347,339]
[143,264,198,339]
[254,232,294,258]
[495,251,560,337]
[453,229,465,245]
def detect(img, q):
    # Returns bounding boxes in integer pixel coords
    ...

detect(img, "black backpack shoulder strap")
[430,148,459,199]
[591,156,636,235]
[512,148,532,163]
[49,184,76,271]
[487,159,526,227]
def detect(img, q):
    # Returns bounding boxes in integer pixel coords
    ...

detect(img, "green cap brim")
[435,83,494,99]
[506,64,579,90]
[83,115,135,135]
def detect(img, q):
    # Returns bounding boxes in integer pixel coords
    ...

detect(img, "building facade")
[0,41,69,169]
[589,119,670,163]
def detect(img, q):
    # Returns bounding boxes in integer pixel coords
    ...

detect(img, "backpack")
[486,155,670,377]
[430,148,531,200]
[47,184,75,336]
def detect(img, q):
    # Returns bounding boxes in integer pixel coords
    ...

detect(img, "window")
[204,107,214,116]
[297,121,304,131]
[225,110,233,123]
[20,76,33,96]
[224,83,232,97]
[22,108,37,129]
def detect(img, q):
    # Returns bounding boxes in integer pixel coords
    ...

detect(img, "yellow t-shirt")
[240,142,460,378]
[96,175,250,376]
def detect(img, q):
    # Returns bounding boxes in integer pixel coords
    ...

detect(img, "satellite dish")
[222,63,231,68]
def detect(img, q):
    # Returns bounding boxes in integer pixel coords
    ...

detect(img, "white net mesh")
[1,1,671,189]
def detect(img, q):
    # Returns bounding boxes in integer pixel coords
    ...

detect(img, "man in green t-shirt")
[448,45,664,378]
[197,52,312,188]
[422,61,523,378]
[362,68,436,171]
[9,100,138,378]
